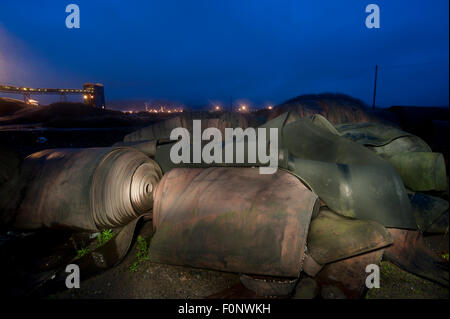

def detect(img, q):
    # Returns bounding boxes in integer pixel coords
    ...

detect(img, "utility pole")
[230,96,232,113]
[372,65,378,109]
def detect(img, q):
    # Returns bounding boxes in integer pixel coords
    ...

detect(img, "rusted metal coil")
[150,167,320,278]
[13,147,162,231]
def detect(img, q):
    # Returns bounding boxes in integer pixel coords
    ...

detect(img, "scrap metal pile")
[0,110,448,298]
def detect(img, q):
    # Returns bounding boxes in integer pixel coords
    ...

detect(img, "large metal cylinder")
[13,147,162,231]
[150,167,319,277]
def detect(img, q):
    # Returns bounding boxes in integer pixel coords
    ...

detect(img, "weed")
[136,235,150,262]
[129,235,149,273]
[129,261,139,272]
[76,247,89,258]
[97,229,113,248]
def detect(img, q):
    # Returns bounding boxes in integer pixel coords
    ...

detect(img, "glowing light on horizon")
[27,98,39,106]
[146,106,184,114]
[238,104,248,112]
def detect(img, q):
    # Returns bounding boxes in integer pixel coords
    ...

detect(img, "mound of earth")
[270,93,399,125]
[0,98,31,117]
[0,102,155,128]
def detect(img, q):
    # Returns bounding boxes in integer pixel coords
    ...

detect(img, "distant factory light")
[238,105,248,112]
[83,95,88,99]
[268,105,273,110]
[27,98,39,106]
[146,106,184,113]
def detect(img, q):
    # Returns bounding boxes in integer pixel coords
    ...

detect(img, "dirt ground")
[366,261,448,299]
[51,222,241,299]
[50,222,449,300]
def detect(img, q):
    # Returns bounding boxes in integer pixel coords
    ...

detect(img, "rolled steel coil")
[13,147,162,231]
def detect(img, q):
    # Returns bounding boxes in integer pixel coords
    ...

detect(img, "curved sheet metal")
[151,111,416,228]
[335,122,446,192]
[387,152,447,191]
[277,116,416,229]
[309,114,341,136]
[316,249,385,299]
[13,147,162,231]
[384,228,449,286]
[307,209,392,265]
[408,192,449,233]
[152,110,301,173]
[283,155,416,228]
[335,122,430,149]
[148,111,416,228]
[150,167,319,278]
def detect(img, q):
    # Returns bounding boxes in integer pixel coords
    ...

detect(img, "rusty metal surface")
[315,249,385,299]
[308,209,393,265]
[302,253,323,277]
[150,167,319,277]
[149,111,416,229]
[239,274,298,297]
[384,228,449,286]
[13,147,162,231]
[409,192,449,233]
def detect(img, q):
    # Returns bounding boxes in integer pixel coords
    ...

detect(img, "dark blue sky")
[0,0,448,108]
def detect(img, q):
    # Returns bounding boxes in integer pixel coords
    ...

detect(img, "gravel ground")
[52,222,240,299]
[51,222,449,299]
[366,261,448,299]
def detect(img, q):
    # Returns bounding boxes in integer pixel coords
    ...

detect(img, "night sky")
[0,0,448,109]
